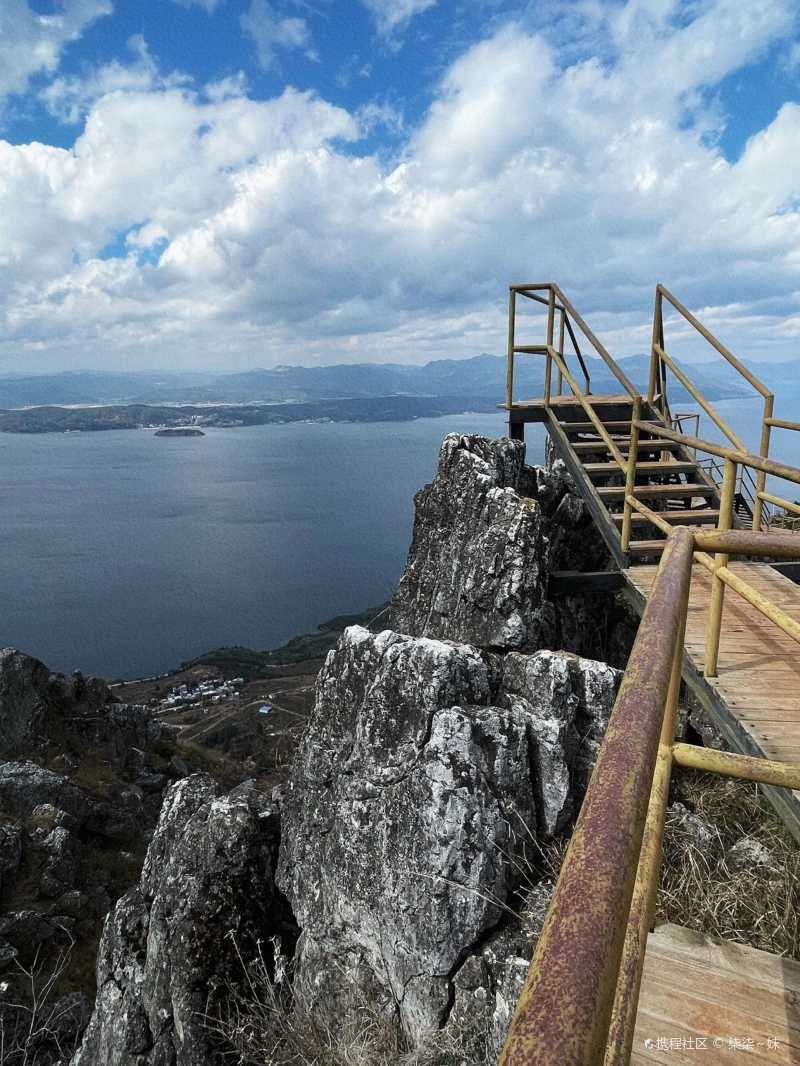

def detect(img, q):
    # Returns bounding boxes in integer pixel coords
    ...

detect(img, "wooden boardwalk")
[625,561,800,835]
[632,924,800,1064]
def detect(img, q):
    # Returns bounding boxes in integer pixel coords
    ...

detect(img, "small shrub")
[0,935,85,1066]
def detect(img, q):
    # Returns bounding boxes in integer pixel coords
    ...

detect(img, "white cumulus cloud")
[41,35,192,124]
[1,0,799,372]
[0,0,112,111]
[241,0,314,70]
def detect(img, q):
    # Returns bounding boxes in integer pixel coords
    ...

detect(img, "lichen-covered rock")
[38,825,80,898]
[390,435,548,649]
[389,434,613,656]
[0,761,90,825]
[277,626,619,1040]
[73,774,294,1066]
[666,802,722,858]
[0,821,22,895]
[0,648,52,756]
[447,924,533,1059]
[278,626,536,1036]
[0,647,166,764]
[502,650,621,836]
[724,836,778,873]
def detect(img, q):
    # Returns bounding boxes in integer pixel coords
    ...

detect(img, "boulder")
[277,627,619,1040]
[0,648,51,756]
[666,802,722,859]
[501,649,620,836]
[0,761,90,826]
[0,820,22,895]
[724,836,779,873]
[73,774,293,1066]
[0,647,166,766]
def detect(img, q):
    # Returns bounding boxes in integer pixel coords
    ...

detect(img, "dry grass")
[657,768,800,958]
[210,768,800,1064]
[492,768,800,961]
[207,936,494,1066]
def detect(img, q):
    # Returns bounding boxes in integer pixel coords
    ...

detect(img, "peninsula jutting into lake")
[154,427,205,437]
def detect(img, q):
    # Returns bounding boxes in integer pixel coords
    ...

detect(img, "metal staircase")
[498,280,800,1066]
[502,281,800,569]
[544,395,725,567]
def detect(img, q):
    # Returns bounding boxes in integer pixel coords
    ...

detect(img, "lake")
[0,413,543,678]
[3,397,797,680]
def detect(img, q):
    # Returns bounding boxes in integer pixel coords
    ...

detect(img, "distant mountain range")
[1,351,791,410]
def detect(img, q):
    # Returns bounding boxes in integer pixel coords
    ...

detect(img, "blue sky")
[1,0,799,371]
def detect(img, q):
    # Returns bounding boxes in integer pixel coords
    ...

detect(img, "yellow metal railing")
[501,281,800,1064]
[500,523,800,1066]
[505,282,637,413]
[648,285,800,531]
[629,420,800,675]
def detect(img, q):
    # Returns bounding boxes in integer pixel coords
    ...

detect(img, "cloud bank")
[0,0,799,370]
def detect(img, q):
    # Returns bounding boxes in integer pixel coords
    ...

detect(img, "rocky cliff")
[0,651,194,1063]
[62,432,632,1065]
[390,434,632,660]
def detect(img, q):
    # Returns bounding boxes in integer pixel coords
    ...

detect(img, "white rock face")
[389,433,615,656]
[72,775,291,1066]
[277,626,620,1040]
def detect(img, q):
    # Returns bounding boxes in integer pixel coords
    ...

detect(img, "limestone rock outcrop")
[277,625,620,1040]
[73,775,294,1066]
[0,646,169,763]
[389,433,618,658]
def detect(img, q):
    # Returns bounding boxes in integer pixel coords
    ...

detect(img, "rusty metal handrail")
[500,525,800,1065]
[499,528,694,1065]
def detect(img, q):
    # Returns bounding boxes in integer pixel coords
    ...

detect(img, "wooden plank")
[631,924,800,1065]
[623,559,800,840]
[572,439,682,454]
[612,509,721,526]
[583,460,698,477]
[545,408,628,568]
[599,483,716,500]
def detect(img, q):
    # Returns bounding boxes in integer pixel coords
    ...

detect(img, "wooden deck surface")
[625,562,800,765]
[632,924,800,1064]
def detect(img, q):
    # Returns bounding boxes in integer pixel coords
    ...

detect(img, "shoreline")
[0,395,499,434]
[106,602,390,692]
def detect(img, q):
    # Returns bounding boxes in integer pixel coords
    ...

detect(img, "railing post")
[647,287,662,406]
[621,397,641,554]
[506,288,516,410]
[704,457,736,677]
[557,308,565,397]
[753,394,774,530]
[544,286,555,405]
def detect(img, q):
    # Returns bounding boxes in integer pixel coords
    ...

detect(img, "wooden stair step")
[583,460,698,478]
[628,540,668,555]
[560,420,640,434]
[612,509,721,526]
[572,439,683,454]
[626,525,756,555]
[598,483,716,500]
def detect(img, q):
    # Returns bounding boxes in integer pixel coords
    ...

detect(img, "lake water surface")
[1,413,543,678]
[3,398,797,679]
